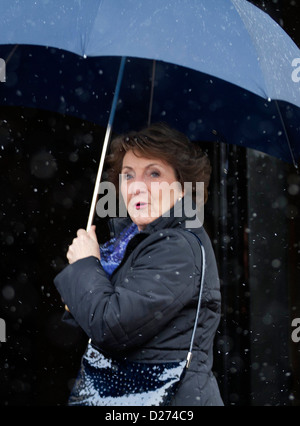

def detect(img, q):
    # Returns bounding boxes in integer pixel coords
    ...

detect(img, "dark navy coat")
[54,204,223,406]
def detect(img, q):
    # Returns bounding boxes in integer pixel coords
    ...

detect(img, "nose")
[128,180,148,195]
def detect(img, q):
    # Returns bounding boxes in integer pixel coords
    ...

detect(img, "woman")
[54,123,223,406]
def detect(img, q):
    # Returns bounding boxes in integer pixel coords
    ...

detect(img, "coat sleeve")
[53,231,201,353]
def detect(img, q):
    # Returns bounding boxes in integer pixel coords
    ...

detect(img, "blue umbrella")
[1,0,299,104]
[0,0,300,226]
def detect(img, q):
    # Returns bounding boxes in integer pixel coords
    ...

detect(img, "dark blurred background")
[0,0,300,406]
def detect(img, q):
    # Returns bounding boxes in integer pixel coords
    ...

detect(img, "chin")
[130,214,157,231]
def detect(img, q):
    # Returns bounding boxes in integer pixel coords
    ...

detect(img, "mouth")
[135,201,148,210]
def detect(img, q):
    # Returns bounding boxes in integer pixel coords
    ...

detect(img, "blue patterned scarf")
[99,222,139,277]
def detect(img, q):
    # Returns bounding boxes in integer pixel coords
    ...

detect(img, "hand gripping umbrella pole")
[86,56,127,231]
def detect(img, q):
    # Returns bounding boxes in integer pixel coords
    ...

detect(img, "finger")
[66,250,72,264]
[67,242,74,260]
[88,225,98,242]
[77,228,86,237]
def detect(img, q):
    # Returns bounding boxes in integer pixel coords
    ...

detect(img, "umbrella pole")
[5,44,19,64]
[147,60,156,126]
[86,56,127,231]
[274,100,298,170]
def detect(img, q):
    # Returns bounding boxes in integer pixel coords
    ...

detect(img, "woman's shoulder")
[137,225,217,270]
[148,224,211,247]
[133,226,202,260]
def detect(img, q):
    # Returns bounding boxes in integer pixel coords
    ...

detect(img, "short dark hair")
[106,122,212,203]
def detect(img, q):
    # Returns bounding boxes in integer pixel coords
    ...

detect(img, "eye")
[123,172,133,180]
[150,170,160,178]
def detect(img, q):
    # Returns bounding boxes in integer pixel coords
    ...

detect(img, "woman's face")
[120,150,183,231]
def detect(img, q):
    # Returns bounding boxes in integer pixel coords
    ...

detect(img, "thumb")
[88,225,98,242]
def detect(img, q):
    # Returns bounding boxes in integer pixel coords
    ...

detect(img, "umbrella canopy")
[1,0,299,105]
[0,0,300,165]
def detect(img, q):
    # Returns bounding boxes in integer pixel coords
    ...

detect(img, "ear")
[178,187,185,200]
